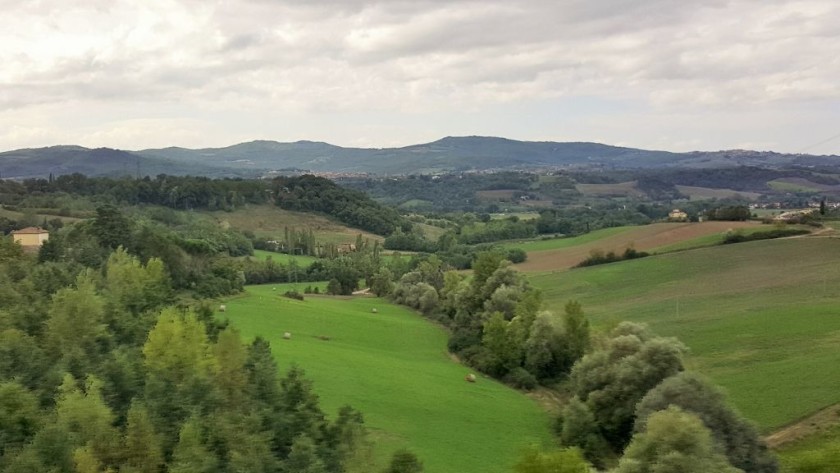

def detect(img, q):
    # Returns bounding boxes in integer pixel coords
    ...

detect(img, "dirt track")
[515,222,761,272]
[765,403,840,449]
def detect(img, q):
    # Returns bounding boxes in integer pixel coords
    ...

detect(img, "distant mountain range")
[2,136,839,179]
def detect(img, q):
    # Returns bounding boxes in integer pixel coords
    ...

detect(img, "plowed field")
[514,221,760,272]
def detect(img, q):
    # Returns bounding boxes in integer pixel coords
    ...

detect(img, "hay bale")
[283,332,291,340]
[465,373,476,383]
[371,308,378,313]
[219,304,226,312]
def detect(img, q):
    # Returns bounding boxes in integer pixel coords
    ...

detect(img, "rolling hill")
[4,136,840,178]
[527,237,840,431]
[0,145,251,179]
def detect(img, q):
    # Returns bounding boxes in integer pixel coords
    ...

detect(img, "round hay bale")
[219,304,226,312]
[283,332,291,340]
[465,373,476,383]
[371,308,378,313]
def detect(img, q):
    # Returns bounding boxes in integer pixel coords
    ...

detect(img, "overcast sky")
[2,0,839,153]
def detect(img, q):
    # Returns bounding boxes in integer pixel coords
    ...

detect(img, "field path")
[515,221,760,272]
[765,403,840,449]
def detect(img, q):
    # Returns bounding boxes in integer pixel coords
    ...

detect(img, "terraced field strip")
[512,221,760,272]
[221,283,552,473]
[529,238,840,431]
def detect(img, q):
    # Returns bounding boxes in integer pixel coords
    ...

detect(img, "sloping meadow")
[220,283,553,473]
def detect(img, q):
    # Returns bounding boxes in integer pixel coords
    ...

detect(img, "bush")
[576,247,649,268]
[505,367,538,390]
[723,228,809,244]
[506,248,527,264]
[284,290,304,301]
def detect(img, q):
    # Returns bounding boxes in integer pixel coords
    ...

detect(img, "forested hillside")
[0,238,370,473]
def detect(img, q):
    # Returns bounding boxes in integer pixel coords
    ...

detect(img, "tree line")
[1,174,410,237]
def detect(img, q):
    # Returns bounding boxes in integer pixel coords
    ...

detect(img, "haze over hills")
[2,136,839,179]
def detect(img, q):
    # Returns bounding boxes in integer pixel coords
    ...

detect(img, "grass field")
[529,238,840,431]
[246,249,319,266]
[777,425,840,472]
[768,179,824,193]
[202,205,384,245]
[220,284,552,473]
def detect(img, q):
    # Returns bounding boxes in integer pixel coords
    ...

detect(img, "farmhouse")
[668,209,688,221]
[337,243,357,254]
[11,227,49,249]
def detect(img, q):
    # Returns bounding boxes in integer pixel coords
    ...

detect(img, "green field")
[529,238,840,431]
[501,226,635,251]
[768,179,822,193]
[247,249,319,267]
[220,284,552,473]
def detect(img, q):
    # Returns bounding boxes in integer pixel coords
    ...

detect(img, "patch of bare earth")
[515,222,761,272]
[526,387,568,416]
[765,404,840,449]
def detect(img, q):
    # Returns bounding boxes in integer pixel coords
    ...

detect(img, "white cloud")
[0,0,839,152]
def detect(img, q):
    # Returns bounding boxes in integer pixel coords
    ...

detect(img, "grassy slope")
[202,204,384,244]
[221,284,552,473]
[529,238,840,431]
[777,425,840,472]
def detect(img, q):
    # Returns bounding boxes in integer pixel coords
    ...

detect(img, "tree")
[213,327,248,410]
[481,312,521,376]
[169,415,217,473]
[558,397,610,466]
[92,204,133,249]
[46,272,108,379]
[523,311,564,380]
[613,407,742,473]
[142,308,218,447]
[120,402,163,473]
[562,300,590,363]
[383,449,423,473]
[635,372,778,473]
[569,322,685,451]
[282,435,327,473]
[370,268,395,297]
[0,381,41,457]
[54,374,119,467]
[514,446,590,473]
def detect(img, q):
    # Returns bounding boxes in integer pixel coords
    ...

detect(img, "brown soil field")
[515,221,761,272]
[675,185,762,201]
